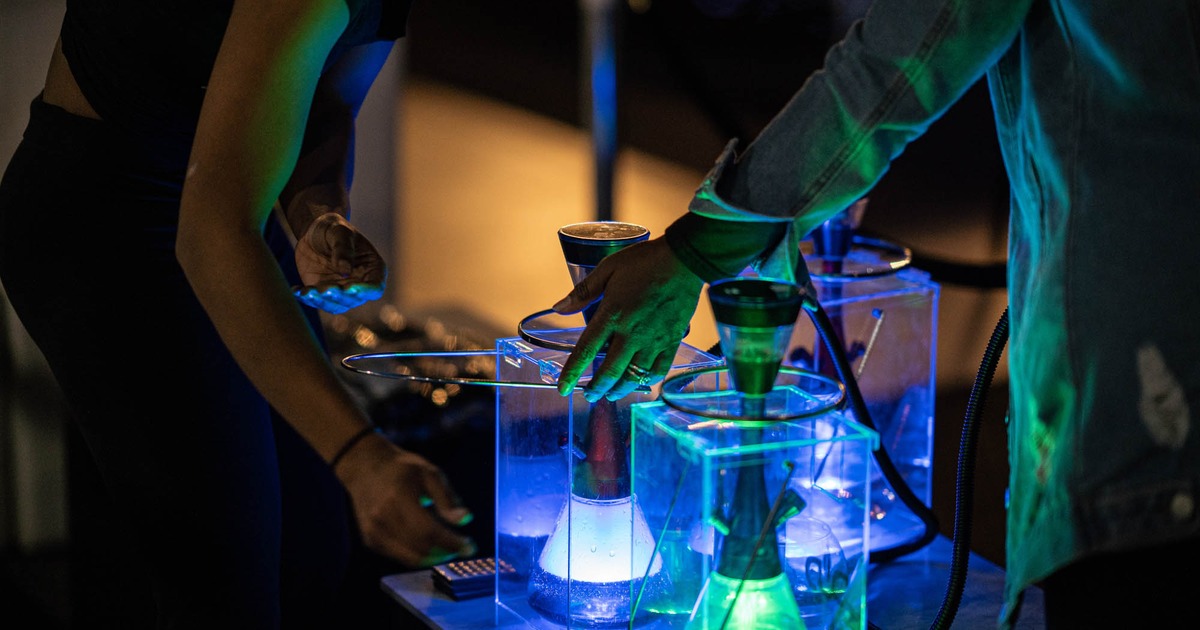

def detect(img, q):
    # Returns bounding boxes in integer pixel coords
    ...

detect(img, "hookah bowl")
[558,221,649,323]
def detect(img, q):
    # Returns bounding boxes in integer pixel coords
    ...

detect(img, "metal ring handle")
[658,366,845,422]
[340,350,652,392]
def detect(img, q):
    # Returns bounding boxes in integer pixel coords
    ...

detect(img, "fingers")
[337,437,477,568]
[586,347,673,402]
[555,264,616,395]
[293,285,358,313]
[352,459,476,568]
[400,466,476,566]
[293,282,384,313]
[422,465,473,527]
[293,212,387,314]
[649,352,674,381]
[370,504,476,568]
[319,218,357,278]
[554,239,701,400]
[593,348,665,402]
[551,264,607,315]
[408,509,477,567]
[556,321,609,396]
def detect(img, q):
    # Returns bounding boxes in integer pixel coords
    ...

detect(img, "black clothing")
[3,0,412,618]
[59,0,412,169]
[0,97,367,627]
[1041,535,1200,628]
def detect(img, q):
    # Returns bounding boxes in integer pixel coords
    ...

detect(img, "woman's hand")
[334,432,476,567]
[553,236,705,402]
[293,212,386,313]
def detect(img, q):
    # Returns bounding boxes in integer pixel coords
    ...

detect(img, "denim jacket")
[685,1,1200,625]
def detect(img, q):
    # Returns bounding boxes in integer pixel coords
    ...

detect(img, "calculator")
[431,557,515,600]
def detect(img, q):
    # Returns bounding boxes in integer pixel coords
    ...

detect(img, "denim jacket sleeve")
[685,0,1034,279]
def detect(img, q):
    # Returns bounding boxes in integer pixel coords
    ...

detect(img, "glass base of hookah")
[685,572,804,630]
[527,569,670,628]
[526,494,669,627]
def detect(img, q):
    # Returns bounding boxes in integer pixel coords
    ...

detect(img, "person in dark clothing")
[0,1,474,627]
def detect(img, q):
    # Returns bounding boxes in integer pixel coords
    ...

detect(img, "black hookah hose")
[801,295,942,563]
[928,306,1009,630]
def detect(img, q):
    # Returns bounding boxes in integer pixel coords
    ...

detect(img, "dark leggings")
[0,98,360,629]
[1041,535,1200,628]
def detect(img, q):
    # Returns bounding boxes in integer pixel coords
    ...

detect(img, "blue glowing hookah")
[525,221,672,627]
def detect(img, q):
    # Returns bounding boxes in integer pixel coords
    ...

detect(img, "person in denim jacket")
[554,1,1200,626]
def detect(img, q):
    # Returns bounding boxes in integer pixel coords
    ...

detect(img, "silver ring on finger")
[624,362,653,386]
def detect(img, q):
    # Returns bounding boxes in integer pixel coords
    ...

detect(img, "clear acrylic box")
[494,336,720,627]
[629,367,877,630]
[787,244,939,556]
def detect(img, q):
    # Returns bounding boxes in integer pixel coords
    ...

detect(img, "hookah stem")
[573,353,629,500]
[629,459,693,629]
[574,398,629,499]
[719,425,798,630]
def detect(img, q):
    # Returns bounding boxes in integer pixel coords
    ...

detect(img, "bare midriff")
[42,38,102,121]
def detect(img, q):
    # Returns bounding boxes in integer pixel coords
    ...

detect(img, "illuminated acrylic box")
[787,239,939,556]
[493,334,721,628]
[629,367,878,630]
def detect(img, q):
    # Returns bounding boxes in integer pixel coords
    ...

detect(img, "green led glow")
[686,572,804,630]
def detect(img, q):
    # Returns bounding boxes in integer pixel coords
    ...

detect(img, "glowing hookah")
[337,247,867,627]
[807,200,866,379]
[525,221,671,627]
[686,278,809,630]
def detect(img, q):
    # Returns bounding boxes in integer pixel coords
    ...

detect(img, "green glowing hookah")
[687,278,809,630]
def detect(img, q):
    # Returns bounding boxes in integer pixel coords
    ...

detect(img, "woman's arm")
[278,39,393,239]
[280,40,394,314]
[176,0,472,566]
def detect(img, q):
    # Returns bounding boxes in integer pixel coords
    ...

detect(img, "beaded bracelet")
[329,425,380,469]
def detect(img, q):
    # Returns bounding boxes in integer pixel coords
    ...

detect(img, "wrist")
[329,425,381,470]
[282,183,347,238]
[330,428,394,486]
[665,213,785,283]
